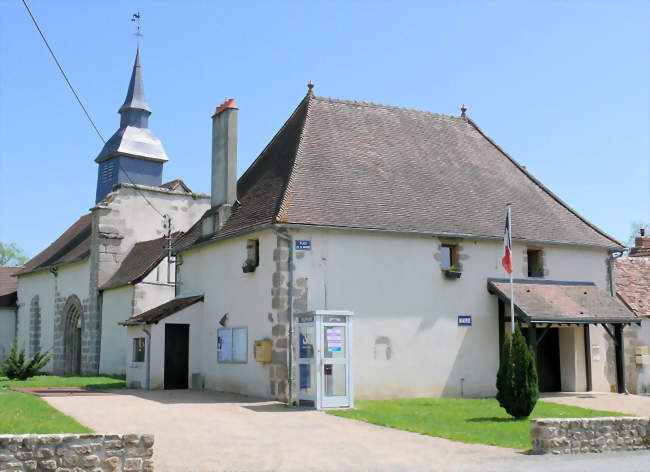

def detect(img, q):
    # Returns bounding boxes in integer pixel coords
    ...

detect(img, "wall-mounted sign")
[295,240,311,251]
[458,315,472,326]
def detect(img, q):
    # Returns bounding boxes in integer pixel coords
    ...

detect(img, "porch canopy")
[487,278,639,325]
[487,278,639,393]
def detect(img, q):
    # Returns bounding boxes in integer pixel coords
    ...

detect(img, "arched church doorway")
[63,297,83,376]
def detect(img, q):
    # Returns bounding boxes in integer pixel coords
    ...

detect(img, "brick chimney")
[630,228,650,257]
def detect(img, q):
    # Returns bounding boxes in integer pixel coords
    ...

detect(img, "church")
[13,48,210,376]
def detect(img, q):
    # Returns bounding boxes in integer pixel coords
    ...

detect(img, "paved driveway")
[46,390,650,472]
[541,392,650,416]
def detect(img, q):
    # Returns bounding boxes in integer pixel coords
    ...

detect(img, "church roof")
[101,232,181,290]
[0,266,21,297]
[177,93,623,251]
[160,178,192,193]
[17,214,92,276]
[95,48,168,164]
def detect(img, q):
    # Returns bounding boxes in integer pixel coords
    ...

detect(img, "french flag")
[502,212,513,274]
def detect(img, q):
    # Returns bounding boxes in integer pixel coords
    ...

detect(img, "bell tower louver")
[95,48,168,203]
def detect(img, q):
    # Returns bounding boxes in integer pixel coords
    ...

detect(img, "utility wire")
[21,0,165,219]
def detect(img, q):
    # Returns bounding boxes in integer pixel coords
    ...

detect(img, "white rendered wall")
[16,270,55,371]
[100,285,133,375]
[0,307,17,362]
[289,229,613,399]
[179,230,276,397]
[178,226,616,399]
[125,301,203,390]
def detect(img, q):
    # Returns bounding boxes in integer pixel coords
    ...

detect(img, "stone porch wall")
[0,434,153,471]
[531,417,650,454]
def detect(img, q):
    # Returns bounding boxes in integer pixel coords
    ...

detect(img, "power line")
[21,0,166,219]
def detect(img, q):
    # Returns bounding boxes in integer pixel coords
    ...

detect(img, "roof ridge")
[276,94,314,223]
[237,94,312,188]
[311,95,462,121]
[465,117,623,249]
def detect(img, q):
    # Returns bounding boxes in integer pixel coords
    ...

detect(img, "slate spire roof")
[177,92,623,251]
[119,47,151,114]
[95,47,168,163]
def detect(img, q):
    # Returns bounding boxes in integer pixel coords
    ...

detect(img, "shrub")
[1,338,52,380]
[496,326,539,418]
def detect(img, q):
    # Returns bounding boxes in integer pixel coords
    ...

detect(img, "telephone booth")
[296,310,354,409]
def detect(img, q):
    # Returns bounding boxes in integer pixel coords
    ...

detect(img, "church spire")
[94,47,168,203]
[119,47,151,115]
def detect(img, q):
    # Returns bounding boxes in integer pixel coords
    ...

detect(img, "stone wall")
[0,434,153,471]
[531,417,650,454]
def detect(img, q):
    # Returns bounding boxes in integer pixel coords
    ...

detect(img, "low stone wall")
[531,417,650,454]
[0,434,153,471]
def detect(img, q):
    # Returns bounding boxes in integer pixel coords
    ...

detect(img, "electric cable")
[21,0,166,218]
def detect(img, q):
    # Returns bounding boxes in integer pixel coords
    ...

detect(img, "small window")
[247,239,260,267]
[441,244,457,270]
[132,338,145,362]
[217,327,248,363]
[527,249,544,277]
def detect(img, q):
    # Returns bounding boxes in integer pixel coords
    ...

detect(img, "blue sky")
[1,1,648,257]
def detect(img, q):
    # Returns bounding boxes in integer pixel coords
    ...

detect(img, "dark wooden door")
[164,324,189,389]
[536,328,561,392]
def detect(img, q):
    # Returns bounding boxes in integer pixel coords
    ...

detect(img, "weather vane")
[132,12,143,44]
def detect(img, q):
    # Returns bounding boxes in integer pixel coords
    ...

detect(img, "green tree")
[0,242,29,265]
[496,325,539,418]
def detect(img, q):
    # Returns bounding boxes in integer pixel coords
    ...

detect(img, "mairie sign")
[458,315,472,326]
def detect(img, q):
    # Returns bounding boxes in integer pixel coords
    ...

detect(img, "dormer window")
[527,249,544,278]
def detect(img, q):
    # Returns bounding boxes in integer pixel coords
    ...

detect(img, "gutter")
[175,221,623,257]
[271,226,294,405]
[608,251,624,297]
[15,255,90,278]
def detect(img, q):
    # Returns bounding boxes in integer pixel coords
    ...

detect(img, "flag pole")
[508,203,515,333]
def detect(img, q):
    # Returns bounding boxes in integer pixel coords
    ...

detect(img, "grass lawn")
[0,389,92,434]
[0,375,124,434]
[327,398,628,449]
[0,375,125,389]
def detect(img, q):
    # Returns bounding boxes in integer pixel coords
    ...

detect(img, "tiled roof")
[177,94,622,251]
[101,233,181,290]
[17,214,92,276]
[160,178,192,193]
[488,279,638,324]
[615,257,650,317]
[0,266,22,305]
[120,294,203,325]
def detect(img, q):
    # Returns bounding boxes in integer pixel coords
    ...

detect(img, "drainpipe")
[143,327,151,391]
[607,250,628,394]
[271,226,293,405]
[607,251,623,297]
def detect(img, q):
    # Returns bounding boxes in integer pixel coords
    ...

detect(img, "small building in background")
[615,229,650,393]
[0,266,22,362]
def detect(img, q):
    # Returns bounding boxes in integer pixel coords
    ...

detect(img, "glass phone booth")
[296,310,354,409]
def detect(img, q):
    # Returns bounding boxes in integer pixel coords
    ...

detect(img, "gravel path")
[45,390,650,472]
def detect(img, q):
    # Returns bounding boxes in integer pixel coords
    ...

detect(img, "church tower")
[95,48,168,203]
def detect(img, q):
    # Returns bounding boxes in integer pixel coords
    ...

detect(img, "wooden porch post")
[583,324,592,391]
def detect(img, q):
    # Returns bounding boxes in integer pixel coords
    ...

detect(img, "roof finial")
[307,80,314,96]
[460,104,467,119]
[132,12,143,46]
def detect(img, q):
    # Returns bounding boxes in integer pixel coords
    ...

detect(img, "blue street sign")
[458,315,472,326]
[295,240,311,251]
